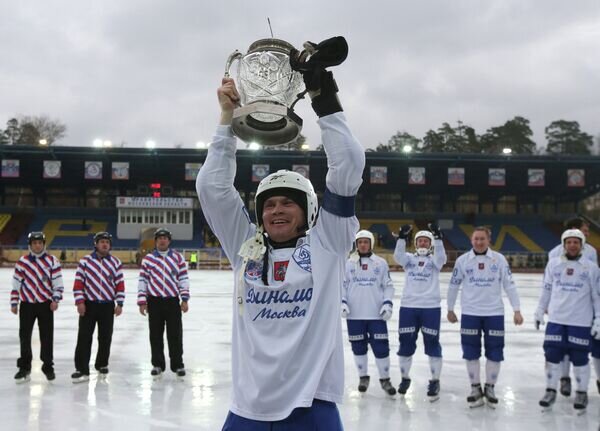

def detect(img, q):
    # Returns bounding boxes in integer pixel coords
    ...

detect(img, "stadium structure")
[0,144,599,270]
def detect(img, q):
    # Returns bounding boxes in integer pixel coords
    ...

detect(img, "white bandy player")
[547,218,598,398]
[393,223,446,401]
[447,226,523,408]
[196,48,365,429]
[535,229,600,412]
[342,230,396,396]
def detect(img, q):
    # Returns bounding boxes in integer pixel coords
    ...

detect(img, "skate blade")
[468,400,485,408]
[15,377,30,384]
[574,407,586,415]
[72,377,89,384]
[428,395,440,403]
[152,374,163,381]
[540,405,553,413]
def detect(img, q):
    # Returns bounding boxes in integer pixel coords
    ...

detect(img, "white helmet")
[414,230,434,256]
[561,228,586,247]
[355,230,375,249]
[255,170,318,230]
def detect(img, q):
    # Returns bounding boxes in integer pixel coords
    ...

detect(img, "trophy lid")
[247,38,295,55]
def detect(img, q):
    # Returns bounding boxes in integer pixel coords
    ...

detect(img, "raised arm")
[432,239,447,270]
[313,113,365,255]
[196,79,255,269]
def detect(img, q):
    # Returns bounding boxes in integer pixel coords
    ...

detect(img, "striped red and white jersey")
[137,249,190,305]
[11,253,64,307]
[73,252,125,305]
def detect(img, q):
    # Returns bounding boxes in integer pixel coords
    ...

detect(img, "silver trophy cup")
[224,39,304,146]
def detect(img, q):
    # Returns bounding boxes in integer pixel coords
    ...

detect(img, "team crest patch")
[373,265,380,275]
[418,261,425,267]
[490,263,499,273]
[274,261,289,281]
[245,260,263,280]
[580,271,589,281]
[566,268,574,276]
[292,244,311,272]
[362,264,368,270]
[478,263,485,270]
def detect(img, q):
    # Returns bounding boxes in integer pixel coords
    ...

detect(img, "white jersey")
[548,243,598,266]
[342,253,394,320]
[447,249,520,316]
[196,113,364,421]
[537,256,600,327]
[393,238,446,308]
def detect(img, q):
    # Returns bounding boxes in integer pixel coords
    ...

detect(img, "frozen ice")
[1,269,598,430]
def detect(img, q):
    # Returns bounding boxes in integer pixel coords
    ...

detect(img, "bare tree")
[19,115,67,145]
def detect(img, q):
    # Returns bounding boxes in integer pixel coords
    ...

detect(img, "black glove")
[428,222,443,240]
[290,36,348,117]
[398,224,413,240]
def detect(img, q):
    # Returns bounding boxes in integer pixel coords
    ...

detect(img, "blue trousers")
[460,314,504,361]
[544,322,591,366]
[346,319,390,358]
[397,306,442,357]
[222,399,343,431]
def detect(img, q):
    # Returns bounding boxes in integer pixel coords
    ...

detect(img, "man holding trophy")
[197,36,364,430]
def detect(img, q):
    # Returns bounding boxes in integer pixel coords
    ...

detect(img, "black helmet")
[28,231,46,244]
[94,231,113,244]
[154,228,172,241]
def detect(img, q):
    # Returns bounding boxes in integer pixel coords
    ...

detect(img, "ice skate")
[42,367,55,382]
[358,375,370,393]
[539,388,556,411]
[71,371,90,383]
[467,384,484,408]
[175,368,186,380]
[14,369,30,384]
[397,378,411,395]
[151,367,163,381]
[380,378,396,396]
[573,391,588,414]
[427,379,440,402]
[484,383,498,408]
[97,367,109,381]
[559,377,571,397]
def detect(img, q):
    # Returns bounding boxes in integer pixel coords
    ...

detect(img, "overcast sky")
[1,1,599,151]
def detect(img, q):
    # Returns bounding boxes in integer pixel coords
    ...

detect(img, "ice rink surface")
[1,268,599,431]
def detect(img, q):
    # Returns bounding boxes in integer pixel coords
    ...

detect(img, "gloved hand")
[534,308,545,330]
[398,224,413,240]
[428,222,444,240]
[380,302,393,321]
[341,301,350,319]
[289,36,348,117]
[592,317,600,340]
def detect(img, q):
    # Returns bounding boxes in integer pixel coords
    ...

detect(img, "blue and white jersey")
[196,112,364,422]
[447,249,520,316]
[342,253,394,320]
[11,253,64,306]
[137,249,190,304]
[393,238,446,308]
[537,256,600,327]
[548,243,598,266]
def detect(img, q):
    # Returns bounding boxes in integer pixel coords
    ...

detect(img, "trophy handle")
[224,50,243,78]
